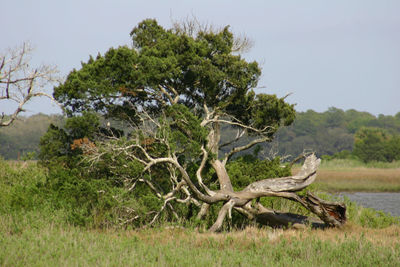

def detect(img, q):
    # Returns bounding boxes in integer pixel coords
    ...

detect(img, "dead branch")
[0,42,63,127]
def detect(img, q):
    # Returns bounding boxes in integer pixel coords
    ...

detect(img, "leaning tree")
[51,19,345,231]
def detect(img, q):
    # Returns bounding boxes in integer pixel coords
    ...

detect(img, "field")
[1,159,400,266]
[1,212,400,266]
[293,159,400,192]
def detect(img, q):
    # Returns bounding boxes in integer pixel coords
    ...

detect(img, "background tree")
[0,42,62,127]
[42,19,346,231]
[353,127,400,162]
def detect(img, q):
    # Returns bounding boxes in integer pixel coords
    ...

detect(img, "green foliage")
[321,150,358,161]
[164,104,208,157]
[54,19,262,124]
[251,94,295,131]
[38,112,100,168]
[38,124,70,166]
[53,47,140,119]
[43,167,112,226]
[33,19,299,229]
[226,155,291,190]
[0,157,167,228]
[0,160,47,213]
[353,127,400,163]
[271,107,400,160]
[64,112,100,139]
[50,19,296,148]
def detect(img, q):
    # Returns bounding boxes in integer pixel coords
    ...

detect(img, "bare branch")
[171,15,253,53]
[195,146,215,196]
[0,42,63,127]
[223,136,271,164]
[219,118,274,133]
[219,128,246,148]
[146,197,176,227]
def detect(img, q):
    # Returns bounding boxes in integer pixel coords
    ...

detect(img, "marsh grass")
[1,213,400,267]
[315,168,400,192]
[320,159,400,169]
[292,159,400,192]
[1,159,400,266]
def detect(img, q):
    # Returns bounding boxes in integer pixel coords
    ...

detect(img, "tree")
[48,19,346,231]
[354,127,400,162]
[0,42,62,127]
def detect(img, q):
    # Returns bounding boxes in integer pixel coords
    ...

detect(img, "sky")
[1,0,399,116]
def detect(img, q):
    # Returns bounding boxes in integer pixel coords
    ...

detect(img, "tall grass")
[1,159,400,266]
[1,213,400,266]
[314,168,400,192]
[319,158,400,169]
[292,158,400,192]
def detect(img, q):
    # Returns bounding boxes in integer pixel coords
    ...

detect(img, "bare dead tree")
[0,42,63,127]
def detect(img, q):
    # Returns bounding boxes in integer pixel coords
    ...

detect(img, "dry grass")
[111,224,400,250]
[2,221,399,266]
[292,167,400,192]
[316,168,400,192]
[285,223,400,247]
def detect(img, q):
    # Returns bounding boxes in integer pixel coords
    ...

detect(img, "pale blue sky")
[1,0,399,115]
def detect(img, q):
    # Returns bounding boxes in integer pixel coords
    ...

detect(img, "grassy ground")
[1,211,399,267]
[292,159,400,192]
[1,159,400,266]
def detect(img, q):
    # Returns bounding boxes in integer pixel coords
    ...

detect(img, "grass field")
[292,159,400,192]
[1,159,400,266]
[1,211,399,266]
[315,168,400,192]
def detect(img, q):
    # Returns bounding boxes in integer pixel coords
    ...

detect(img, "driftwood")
[208,154,346,232]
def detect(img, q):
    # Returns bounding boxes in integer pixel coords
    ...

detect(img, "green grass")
[1,159,400,266]
[1,212,399,267]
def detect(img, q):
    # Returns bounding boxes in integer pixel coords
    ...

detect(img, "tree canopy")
[54,19,294,134]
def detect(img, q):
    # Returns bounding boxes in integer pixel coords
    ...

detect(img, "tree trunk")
[212,159,234,192]
[208,154,347,232]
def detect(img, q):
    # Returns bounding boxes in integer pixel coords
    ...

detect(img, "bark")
[208,154,347,232]
[196,203,210,220]
[211,160,233,192]
[254,203,324,229]
[252,193,346,229]
[209,199,236,232]
[208,120,234,191]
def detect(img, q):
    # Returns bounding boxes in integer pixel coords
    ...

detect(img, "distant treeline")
[1,108,400,161]
[271,107,400,161]
[0,114,64,159]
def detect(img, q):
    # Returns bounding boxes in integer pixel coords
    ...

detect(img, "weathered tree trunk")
[252,193,346,229]
[208,154,346,232]
[211,160,234,191]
